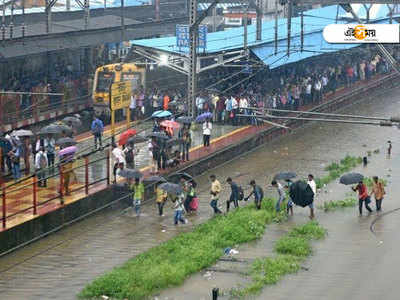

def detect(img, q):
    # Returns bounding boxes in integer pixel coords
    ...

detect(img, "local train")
[92,63,146,116]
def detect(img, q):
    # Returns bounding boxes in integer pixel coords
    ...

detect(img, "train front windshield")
[122,72,142,90]
[96,72,115,92]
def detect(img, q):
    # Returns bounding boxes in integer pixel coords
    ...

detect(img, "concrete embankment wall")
[0,73,397,255]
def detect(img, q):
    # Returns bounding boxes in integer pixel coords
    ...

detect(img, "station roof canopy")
[132,4,400,69]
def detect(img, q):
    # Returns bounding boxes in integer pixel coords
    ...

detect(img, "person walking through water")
[131,178,144,216]
[156,182,168,216]
[285,179,294,216]
[226,177,239,212]
[352,180,372,216]
[203,118,212,147]
[387,140,392,158]
[307,174,316,219]
[271,180,285,212]
[210,175,222,214]
[173,193,187,225]
[245,180,264,210]
[370,176,385,212]
[91,115,104,149]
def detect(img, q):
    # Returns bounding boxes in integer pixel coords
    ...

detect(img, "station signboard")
[109,81,132,111]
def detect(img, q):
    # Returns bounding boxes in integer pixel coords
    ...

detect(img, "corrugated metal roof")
[132,5,347,54]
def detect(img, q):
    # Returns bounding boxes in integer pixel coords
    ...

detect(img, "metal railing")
[0,150,111,229]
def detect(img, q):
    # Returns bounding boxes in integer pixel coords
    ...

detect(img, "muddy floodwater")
[1,85,400,300]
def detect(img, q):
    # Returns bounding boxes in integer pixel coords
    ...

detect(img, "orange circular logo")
[353,25,367,40]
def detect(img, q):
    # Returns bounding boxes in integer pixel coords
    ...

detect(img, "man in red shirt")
[352,181,372,216]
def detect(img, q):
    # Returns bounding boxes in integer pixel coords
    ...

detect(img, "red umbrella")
[119,129,137,146]
[160,120,180,129]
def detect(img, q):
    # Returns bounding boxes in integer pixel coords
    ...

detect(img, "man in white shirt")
[112,143,126,183]
[239,97,249,125]
[306,81,312,104]
[307,174,316,219]
[202,119,212,147]
[35,146,48,187]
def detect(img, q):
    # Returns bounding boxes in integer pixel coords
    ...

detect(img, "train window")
[122,72,142,90]
[96,72,114,92]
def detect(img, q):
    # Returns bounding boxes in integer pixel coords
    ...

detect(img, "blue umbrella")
[196,112,212,123]
[152,110,172,118]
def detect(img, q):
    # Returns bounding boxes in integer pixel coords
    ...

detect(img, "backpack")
[238,186,244,201]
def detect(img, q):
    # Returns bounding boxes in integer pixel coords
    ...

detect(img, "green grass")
[79,199,284,300]
[230,222,326,298]
[316,155,363,189]
[317,197,357,212]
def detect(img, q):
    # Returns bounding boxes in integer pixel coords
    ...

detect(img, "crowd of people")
[126,45,397,130]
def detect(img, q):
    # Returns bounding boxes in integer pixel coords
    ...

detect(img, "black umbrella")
[169,172,196,187]
[143,176,167,184]
[118,168,144,179]
[39,124,72,135]
[274,172,297,181]
[127,136,148,144]
[147,132,169,140]
[56,137,77,147]
[63,116,82,127]
[339,173,364,185]
[289,180,314,207]
[176,116,193,124]
[159,182,183,195]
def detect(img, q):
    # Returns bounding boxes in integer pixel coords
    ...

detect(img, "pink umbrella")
[160,120,180,129]
[59,146,77,157]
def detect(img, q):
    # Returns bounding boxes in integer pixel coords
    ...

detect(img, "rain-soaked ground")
[1,85,400,300]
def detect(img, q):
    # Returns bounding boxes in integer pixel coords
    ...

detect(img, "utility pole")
[121,0,125,40]
[287,0,292,56]
[22,0,25,40]
[188,0,198,117]
[1,0,5,42]
[244,7,248,50]
[274,0,278,55]
[300,6,303,52]
[188,0,220,117]
[84,0,90,29]
[45,0,51,33]
[256,0,262,41]
[212,5,217,32]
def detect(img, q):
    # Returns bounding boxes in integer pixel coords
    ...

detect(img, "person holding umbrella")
[156,182,168,216]
[131,178,144,216]
[245,180,264,210]
[307,174,316,219]
[202,118,212,147]
[91,115,104,149]
[45,134,56,174]
[35,146,48,187]
[353,180,373,216]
